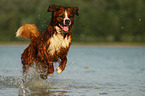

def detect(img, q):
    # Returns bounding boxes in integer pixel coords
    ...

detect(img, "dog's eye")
[68,15,73,18]
[59,15,64,18]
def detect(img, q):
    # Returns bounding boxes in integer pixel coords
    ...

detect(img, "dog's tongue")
[59,24,69,32]
[62,26,69,32]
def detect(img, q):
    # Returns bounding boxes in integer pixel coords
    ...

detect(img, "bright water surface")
[0,45,145,96]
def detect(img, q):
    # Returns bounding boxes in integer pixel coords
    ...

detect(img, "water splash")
[18,81,31,96]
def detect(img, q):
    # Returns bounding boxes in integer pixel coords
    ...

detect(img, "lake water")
[0,45,145,96]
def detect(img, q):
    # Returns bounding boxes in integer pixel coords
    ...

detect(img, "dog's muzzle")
[58,19,71,32]
[65,19,71,26]
[63,19,71,26]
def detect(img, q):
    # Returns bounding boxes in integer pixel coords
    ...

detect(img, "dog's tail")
[16,24,39,39]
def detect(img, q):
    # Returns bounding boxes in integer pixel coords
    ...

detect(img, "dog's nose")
[65,19,70,25]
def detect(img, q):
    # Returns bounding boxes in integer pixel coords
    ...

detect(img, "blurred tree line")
[0,0,145,42]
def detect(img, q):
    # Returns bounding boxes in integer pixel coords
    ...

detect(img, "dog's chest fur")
[48,26,71,55]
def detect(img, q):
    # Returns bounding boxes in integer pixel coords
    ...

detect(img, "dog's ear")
[71,7,79,16]
[47,5,60,12]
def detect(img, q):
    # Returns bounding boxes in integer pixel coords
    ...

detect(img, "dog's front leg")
[47,62,54,76]
[39,49,54,79]
[57,57,67,74]
[43,50,54,76]
[40,61,54,79]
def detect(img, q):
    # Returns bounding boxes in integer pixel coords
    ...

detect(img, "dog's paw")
[56,67,62,74]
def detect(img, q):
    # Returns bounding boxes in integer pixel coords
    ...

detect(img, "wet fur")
[16,5,79,79]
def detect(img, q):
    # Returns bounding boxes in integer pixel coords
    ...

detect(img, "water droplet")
[121,27,124,29]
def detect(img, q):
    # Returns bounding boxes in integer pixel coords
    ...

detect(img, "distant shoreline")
[72,42,145,47]
[0,41,145,47]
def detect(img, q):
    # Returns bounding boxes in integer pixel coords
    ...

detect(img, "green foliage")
[0,0,145,42]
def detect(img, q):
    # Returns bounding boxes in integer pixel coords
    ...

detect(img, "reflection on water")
[0,46,145,96]
[30,89,69,96]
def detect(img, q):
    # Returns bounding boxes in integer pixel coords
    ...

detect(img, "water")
[0,45,145,96]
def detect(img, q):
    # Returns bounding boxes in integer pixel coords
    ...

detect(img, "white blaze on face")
[63,10,71,25]
[64,10,69,20]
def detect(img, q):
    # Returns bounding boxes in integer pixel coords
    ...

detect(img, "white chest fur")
[48,27,71,55]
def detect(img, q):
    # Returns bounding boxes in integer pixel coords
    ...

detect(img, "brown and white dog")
[16,5,79,79]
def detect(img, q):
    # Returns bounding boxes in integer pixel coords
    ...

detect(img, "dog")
[16,5,79,79]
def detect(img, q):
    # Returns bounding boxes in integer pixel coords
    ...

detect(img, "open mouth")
[58,24,69,32]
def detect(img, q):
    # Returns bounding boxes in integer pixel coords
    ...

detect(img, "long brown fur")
[16,5,79,79]
[16,24,39,39]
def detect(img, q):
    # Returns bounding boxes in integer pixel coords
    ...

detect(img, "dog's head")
[48,5,79,33]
